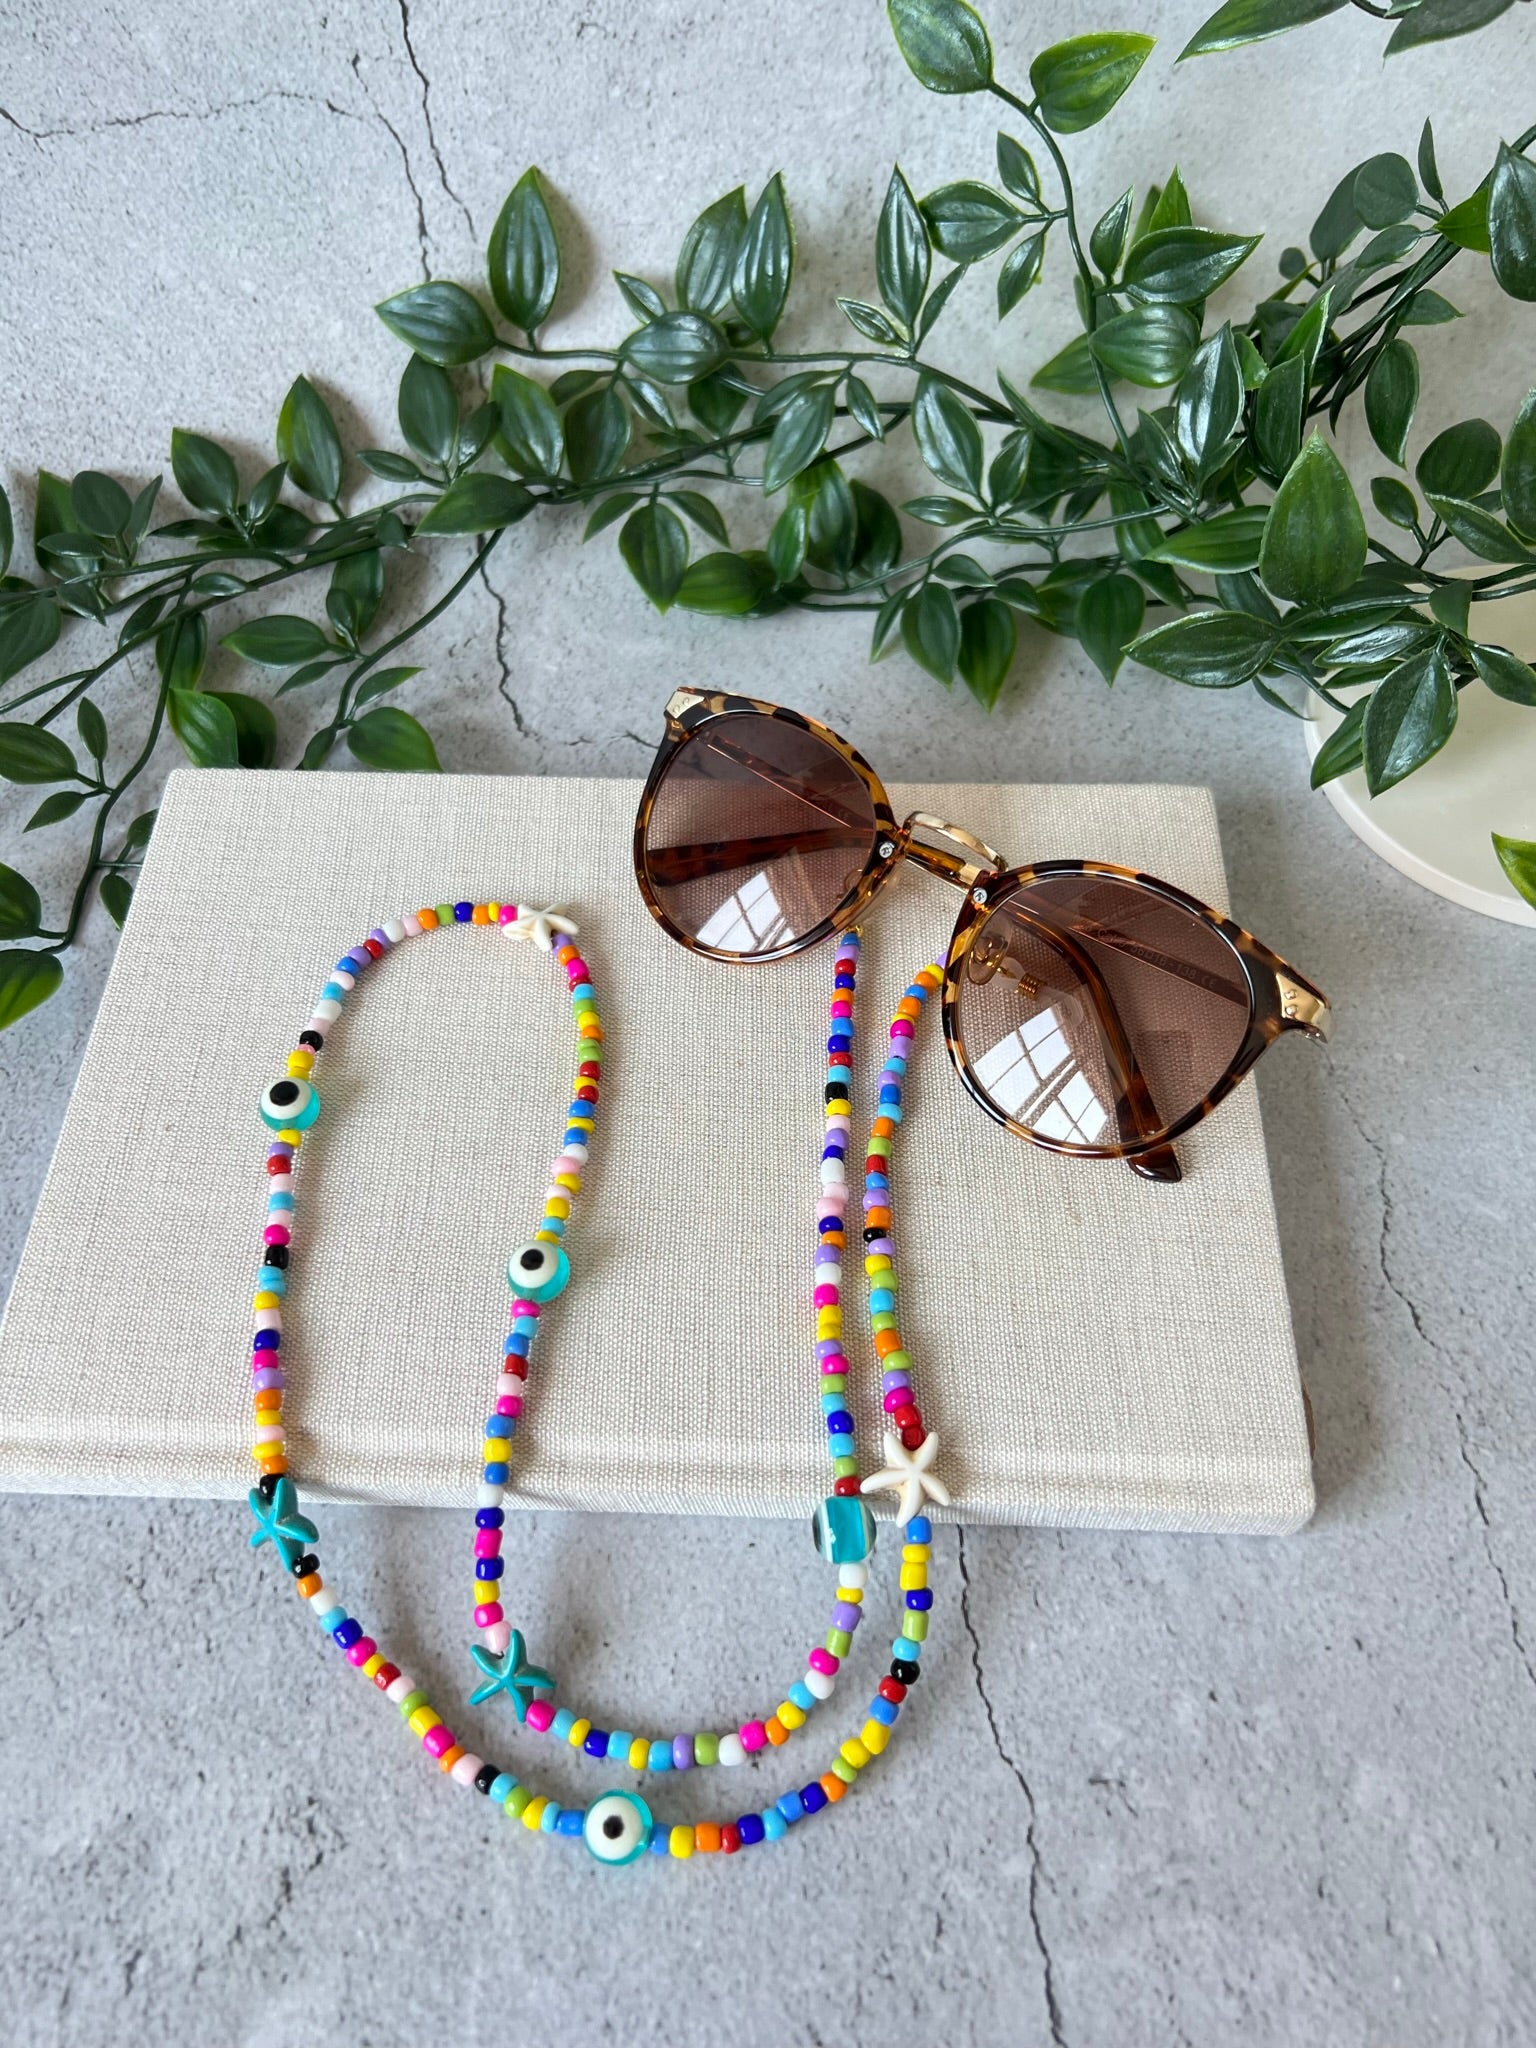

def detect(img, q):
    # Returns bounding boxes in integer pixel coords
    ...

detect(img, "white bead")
[385,1672,416,1705]
[496,1372,522,1397]
[402,913,422,938]
[451,1752,483,1788]
[838,1562,869,1590]
[804,1667,835,1701]
[255,1308,282,1331]
[716,1732,746,1767]
[819,1159,846,1186]
[814,1262,840,1289]
[305,1584,331,1611]
[383,919,406,944]
[476,1482,505,1509]
[483,1619,511,1656]
[313,998,343,1023]
[332,969,355,991]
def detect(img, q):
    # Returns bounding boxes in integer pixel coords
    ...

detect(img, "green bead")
[436,903,455,924]
[831,1757,858,1785]
[903,1612,930,1642]
[832,1455,859,1479]
[871,1311,898,1332]
[693,1732,720,1768]
[883,1349,912,1375]
[504,1783,532,1817]
[821,1374,846,1394]
[398,1687,428,1718]
[826,1628,852,1658]
[868,1135,891,1156]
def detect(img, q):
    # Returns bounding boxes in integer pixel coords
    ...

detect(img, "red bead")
[878,1676,907,1705]
[899,1423,926,1451]
[575,1084,598,1102]
[373,1662,400,1691]
[893,1402,919,1430]
[833,1476,861,1497]
[720,1823,742,1855]
[266,1157,290,1176]
[578,1061,601,1080]
[363,937,385,959]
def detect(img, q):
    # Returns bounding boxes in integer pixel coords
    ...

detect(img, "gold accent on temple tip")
[1277,973,1332,1042]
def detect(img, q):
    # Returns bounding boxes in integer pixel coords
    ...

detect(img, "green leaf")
[1090,188,1136,276]
[844,372,885,442]
[957,598,1016,708]
[673,551,772,614]
[583,492,640,539]
[415,473,535,536]
[1400,290,1459,329]
[1179,0,1344,57]
[565,385,632,485]
[619,502,689,611]
[1354,154,1418,231]
[155,613,207,692]
[1175,325,1242,475]
[920,181,1023,262]
[488,168,561,333]
[32,470,76,565]
[491,364,564,479]
[398,354,458,469]
[762,385,836,494]
[1471,642,1536,703]
[276,377,343,502]
[1122,226,1260,305]
[167,687,240,768]
[733,175,793,341]
[1259,434,1367,604]
[903,494,976,525]
[1371,476,1419,528]
[1426,495,1530,562]
[1147,508,1267,572]
[1429,583,1472,636]
[996,134,1040,203]
[203,690,277,769]
[839,298,905,345]
[0,593,61,684]
[915,264,968,345]
[1076,574,1145,683]
[376,282,495,367]
[1128,608,1275,686]
[795,459,857,574]
[222,615,332,667]
[1364,340,1418,468]
[1254,354,1306,477]
[1363,644,1455,793]
[902,582,961,681]
[912,373,984,496]
[1090,304,1200,386]
[876,165,930,330]
[1388,0,1515,53]
[997,233,1046,318]
[76,697,107,765]
[623,310,726,385]
[119,809,156,859]
[327,548,384,644]
[1416,419,1501,499]
[1491,830,1536,908]
[1489,142,1536,301]
[0,948,62,1031]
[0,486,11,577]
[170,429,238,515]
[353,665,423,708]
[99,872,133,929]
[25,790,86,831]
[676,187,747,315]
[299,725,339,771]
[346,706,440,772]
[935,553,993,587]
[667,491,730,546]
[1309,698,1367,788]
[1502,388,1536,538]
[246,463,286,526]
[1030,32,1154,133]
[0,864,42,939]
[886,0,993,92]
[1273,284,1334,381]
[614,270,666,323]
[70,470,131,538]
[0,721,77,784]
[1031,334,1100,395]
[767,502,809,584]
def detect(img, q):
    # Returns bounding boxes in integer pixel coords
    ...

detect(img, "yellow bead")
[544,1196,571,1220]
[554,1172,581,1193]
[408,1707,440,1737]
[864,1254,892,1273]
[534,1229,561,1245]
[840,1737,870,1770]
[521,1795,549,1831]
[486,903,501,921]
[482,1439,506,1466]
[669,1825,695,1860]
[900,1564,927,1591]
[860,1719,890,1755]
[253,1292,280,1311]
[840,1584,864,1604]
[286,1052,314,1077]
[628,1737,649,1772]
[568,1718,591,1749]
[362,1653,384,1679]
[777,1700,806,1731]
[567,1115,595,1131]
[276,1128,302,1147]
[901,1543,931,1564]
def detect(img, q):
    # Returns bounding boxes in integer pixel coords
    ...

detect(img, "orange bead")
[253,1390,282,1413]
[439,1744,466,1772]
[819,1771,847,1803]
[897,996,921,1018]
[872,1117,894,1138]
[694,1822,721,1853]
[866,1206,891,1229]
[471,904,490,924]
[875,1328,903,1356]
[764,1716,788,1746]
[296,1572,322,1598]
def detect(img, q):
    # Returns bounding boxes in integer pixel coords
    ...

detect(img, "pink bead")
[525,1698,555,1734]
[496,1394,523,1418]
[891,1018,915,1038]
[422,1724,453,1757]
[815,1200,844,1222]
[263,1225,290,1246]
[402,913,422,937]
[740,1721,768,1753]
[510,1299,541,1319]
[813,1284,839,1309]
[808,1647,840,1676]
[820,1353,849,1376]
[554,1154,583,1176]
[498,904,518,924]
[254,1309,282,1333]
[483,1620,511,1656]
[254,1423,284,1444]
[346,1636,376,1667]
[830,1000,852,1017]
[267,1174,294,1196]
[474,1602,503,1628]
[883,1388,907,1412]
[474,1529,501,1558]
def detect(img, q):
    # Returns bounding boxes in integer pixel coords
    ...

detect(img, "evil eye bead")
[811,1494,876,1565]
[507,1241,570,1303]
[259,1077,320,1132]
[583,1789,652,1867]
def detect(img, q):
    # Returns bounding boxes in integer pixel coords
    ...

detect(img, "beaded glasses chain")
[244,902,950,1865]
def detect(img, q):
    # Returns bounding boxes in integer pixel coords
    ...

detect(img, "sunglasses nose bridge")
[897,812,1009,891]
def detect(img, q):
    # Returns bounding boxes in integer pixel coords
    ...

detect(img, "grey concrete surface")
[2,2,1534,2043]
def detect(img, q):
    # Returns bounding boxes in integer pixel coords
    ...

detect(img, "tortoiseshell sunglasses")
[633,689,1331,1183]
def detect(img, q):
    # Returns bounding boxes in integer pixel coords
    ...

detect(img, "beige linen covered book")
[0,768,1314,1533]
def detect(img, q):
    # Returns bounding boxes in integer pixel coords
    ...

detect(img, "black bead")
[823,1083,845,1104]
[474,1763,500,1795]
[298,1030,324,1052]
[289,1551,319,1579]
[863,1226,884,1242]
[257,1472,282,1502]
[891,1658,920,1685]
[262,1243,290,1270]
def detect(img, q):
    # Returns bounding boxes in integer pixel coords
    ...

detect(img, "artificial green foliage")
[1,0,1533,1028]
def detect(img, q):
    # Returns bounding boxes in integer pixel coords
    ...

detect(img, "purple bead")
[252,1367,285,1391]
[831,1600,862,1632]
[369,927,392,948]
[672,1734,694,1771]
[882,1371,911,1394]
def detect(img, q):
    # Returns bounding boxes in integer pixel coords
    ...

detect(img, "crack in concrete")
[0,89,357,143]
[1339,1086,1536,1699]
[956,1526,1067,2048]
[478,560,530,737]
[348,53,430,282]
[394,0,475,244]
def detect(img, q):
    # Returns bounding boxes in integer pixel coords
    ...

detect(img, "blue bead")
[266,1192,294,1212]
[454,901,474,922]
[577,1727,607,1759]
[257,1267,286,1295]
[557,1808,586,1838]
[512,1316,539,1336]
[475,1558,503,1580]
[788,1682,815,1714]
[907,1515,932,1542]
[762,1807,788,1841]
[316,1606,345,1631]
[475,1507,504,1529]
[332,1618,362,1649]
[869,1289,895,1313]
[825,1409,854,1435]
[482,1462,509,1486]
[800,1781,829,1816]
[485,1415,512,1439]
[648,1740,672,1772]
[827,1433,855,1460]
[817,1217,841,1235]
[906,1588,933,1610]
[506,1337,530,1357]
[607,1731,634,1761]
[737,1813,765,1846]
[253,1330,280,1351]
[489,1773,517,1805]
[539,1801,562,1834]
[776,1790,806,1824]
[648,1831,670,1856]
[869,1695,899,1726]
[571,983,595,1001]
[550,1708,576,1743]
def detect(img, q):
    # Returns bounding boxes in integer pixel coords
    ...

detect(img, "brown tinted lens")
[956,874,1253,1152]
[641,714,878,956]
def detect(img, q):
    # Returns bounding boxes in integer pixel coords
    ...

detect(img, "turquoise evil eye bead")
[260,1076,320,1132]
[583,1789,653,1867]
[811,1494,876,1565]
[507,1240,570,1303]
